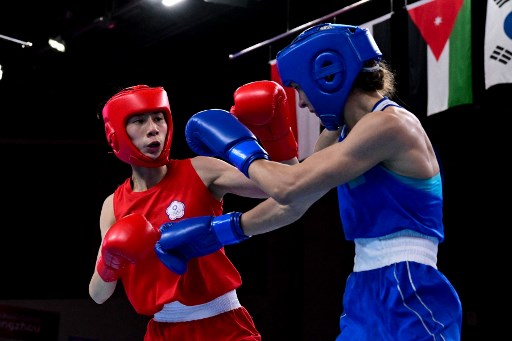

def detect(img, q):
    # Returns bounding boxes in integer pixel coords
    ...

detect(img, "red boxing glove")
[97,213,160,282]
[230,80,298,161]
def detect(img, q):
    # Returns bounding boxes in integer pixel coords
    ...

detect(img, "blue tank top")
[336,97,444,242]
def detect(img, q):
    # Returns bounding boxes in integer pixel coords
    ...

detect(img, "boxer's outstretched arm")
[153,194,313,273]
[155,212,248,274]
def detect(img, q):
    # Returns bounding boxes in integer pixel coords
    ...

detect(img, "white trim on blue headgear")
[276,23,382,130]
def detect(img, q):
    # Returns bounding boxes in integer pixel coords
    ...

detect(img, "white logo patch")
[166,200,185,220]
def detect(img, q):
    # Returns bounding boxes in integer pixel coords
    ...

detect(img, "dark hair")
[352,60,396,98]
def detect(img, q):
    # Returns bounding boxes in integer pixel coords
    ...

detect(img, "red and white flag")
[270,60,320,161]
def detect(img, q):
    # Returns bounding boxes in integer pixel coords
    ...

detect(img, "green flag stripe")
[448,0,473,107]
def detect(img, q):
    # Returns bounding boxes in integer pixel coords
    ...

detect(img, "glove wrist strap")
[212,212,249,245]
[96,257,120,282]
[228,141,269,177]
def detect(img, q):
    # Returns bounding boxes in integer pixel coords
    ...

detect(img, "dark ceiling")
[1,0,374,144]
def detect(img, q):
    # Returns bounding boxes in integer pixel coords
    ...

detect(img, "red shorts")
[144,307,261,341]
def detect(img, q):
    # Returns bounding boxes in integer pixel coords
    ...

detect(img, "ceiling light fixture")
[162,0,185,7]
[0,33,32,48]
[48,37,66,53]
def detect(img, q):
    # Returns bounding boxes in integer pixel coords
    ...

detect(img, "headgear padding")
[276,23,382,130]
[102,85,173,167]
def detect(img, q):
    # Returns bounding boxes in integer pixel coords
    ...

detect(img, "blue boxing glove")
[186,109,269,177]
[154,212,249,275]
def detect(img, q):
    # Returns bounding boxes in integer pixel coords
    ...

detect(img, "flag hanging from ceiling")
[270,60,320,161]
[484,0,512,89]
[406,0,472,116]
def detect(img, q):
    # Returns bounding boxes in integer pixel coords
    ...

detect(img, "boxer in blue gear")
[277,23,382,131]
[159,23,462,340]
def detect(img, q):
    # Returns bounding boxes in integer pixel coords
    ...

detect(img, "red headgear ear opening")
[104,121,118,153]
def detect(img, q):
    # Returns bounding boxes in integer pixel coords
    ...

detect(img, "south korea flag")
[484,0,512,89]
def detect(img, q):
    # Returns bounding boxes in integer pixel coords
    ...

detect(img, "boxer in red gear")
[88,85,291,340]
[231,80,298,163]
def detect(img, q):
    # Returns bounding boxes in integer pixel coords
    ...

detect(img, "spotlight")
[162,0,185,6]
[48,37,66,52]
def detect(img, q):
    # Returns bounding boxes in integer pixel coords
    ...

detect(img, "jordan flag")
[484,0,512,89]
[407,0,473,116]
[270,60,320,161]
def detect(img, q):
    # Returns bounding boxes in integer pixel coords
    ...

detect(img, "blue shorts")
[336,261,461,341]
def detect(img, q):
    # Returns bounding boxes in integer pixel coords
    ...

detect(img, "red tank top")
[113,159,242,315]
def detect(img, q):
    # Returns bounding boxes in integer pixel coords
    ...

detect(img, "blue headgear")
[276,23,382,130]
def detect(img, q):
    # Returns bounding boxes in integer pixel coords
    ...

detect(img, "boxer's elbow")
[89,286,108,304]
[89,277,115,304]
[266,174,303,205]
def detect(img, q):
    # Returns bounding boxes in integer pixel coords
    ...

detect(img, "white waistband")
[153,290,241,322]
[353,230,439,272]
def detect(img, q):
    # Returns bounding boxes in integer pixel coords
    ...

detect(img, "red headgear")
[102,85,173,167]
